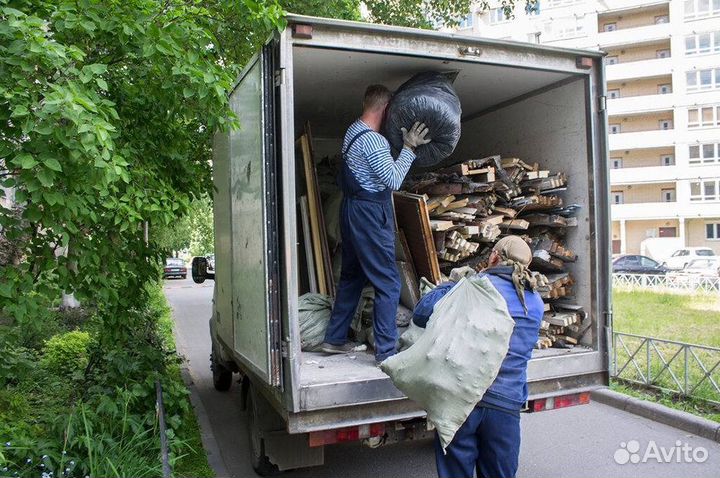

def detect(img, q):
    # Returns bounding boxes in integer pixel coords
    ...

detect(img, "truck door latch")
[598,95,607,112]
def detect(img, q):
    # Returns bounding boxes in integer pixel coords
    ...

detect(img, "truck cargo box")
[208,13,611,471]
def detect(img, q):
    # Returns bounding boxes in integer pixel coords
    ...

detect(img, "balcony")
[609,130,674,150]
[612,201,720,220]
[597,23,671,49]
[606,57,672,82]
[611,166,679,185]
[607,93,675,116]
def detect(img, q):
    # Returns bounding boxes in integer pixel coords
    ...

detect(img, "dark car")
[612,255,668,274]
[164,258,187,279]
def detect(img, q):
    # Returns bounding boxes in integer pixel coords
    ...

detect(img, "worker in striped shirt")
[321,84,431,365]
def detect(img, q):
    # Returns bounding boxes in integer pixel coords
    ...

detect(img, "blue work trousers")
[323,197,401,361]
[435,406,521,478]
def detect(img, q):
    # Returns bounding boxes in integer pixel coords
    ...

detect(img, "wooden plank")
[299,134,327,295]
[299,196,318,294]
[430,220,455,231]
[393,192,441,284]
[493,206,517,218]
[500,219,530,230]
[305,123,335,296]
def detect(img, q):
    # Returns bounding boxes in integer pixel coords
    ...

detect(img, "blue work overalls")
[323,129,402,362]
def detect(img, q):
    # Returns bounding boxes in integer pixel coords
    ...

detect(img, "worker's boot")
[319,342,357,354]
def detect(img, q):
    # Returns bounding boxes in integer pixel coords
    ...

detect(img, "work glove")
[401,122,431,151]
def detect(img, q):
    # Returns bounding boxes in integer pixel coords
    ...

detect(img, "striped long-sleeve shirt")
[343,119,416,192]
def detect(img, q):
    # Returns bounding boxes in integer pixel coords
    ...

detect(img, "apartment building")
[447,0,720,256]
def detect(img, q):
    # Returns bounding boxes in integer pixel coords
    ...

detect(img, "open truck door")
[212,40,283,389]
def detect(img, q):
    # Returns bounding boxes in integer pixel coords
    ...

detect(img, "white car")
[677,258,720,278]
[663,247,716,270]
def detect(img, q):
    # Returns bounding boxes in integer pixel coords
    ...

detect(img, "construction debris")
[400,154,584,349]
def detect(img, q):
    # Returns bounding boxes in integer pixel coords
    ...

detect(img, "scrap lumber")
[305,123,335,296]
[430,220,455,231]
[393,192,441,284]
[299,196,318,294]
[299,134,328,296]
[500,219,530,230]
[493,206,517,218]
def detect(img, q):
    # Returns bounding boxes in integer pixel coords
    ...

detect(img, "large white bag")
[381,276,515,451]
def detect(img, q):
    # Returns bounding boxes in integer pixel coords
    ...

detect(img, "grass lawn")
[612,289,720,421]
[613,290,720,347]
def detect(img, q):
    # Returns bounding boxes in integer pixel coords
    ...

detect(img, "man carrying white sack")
[419,236,544,478]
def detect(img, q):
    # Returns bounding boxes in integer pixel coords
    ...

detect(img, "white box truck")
[195,14,612,474]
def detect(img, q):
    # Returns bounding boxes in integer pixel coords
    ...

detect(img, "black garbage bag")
[383,72,462,168]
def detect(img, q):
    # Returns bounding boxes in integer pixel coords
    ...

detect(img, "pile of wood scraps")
[537,304,589,349]
[398,154,586,349]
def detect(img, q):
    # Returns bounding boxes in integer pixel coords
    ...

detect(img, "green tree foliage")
[152,194,213,257]
[0,0,284,321]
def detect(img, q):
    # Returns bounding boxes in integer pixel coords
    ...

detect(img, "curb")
[591,388,720,443]
[180,367,231,478]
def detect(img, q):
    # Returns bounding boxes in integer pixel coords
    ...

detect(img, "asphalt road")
[165,277,720,478]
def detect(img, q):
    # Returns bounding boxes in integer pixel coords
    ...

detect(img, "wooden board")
[304,123,335,296]
[299,133,328,295]
[393,192,441,284]
[299,196,318,294]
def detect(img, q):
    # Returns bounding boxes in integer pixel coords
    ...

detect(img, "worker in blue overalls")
[320,84,431,364]
[419,236,544,478]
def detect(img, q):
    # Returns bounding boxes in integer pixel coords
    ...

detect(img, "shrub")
[41,331,92,377]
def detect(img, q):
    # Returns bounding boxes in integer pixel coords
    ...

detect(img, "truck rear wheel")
[247,385,280,476]
[211,349,232,391]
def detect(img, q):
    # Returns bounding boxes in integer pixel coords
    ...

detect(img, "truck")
[192,13,612,474]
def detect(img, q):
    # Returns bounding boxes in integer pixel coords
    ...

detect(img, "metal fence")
[613,273,720,293]
[612,332,720,405]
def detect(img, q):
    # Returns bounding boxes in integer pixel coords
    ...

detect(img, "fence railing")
[613,273,720,293]
[612,332,720,405]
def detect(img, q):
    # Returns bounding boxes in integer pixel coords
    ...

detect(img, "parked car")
[663,247,716,270]
[612,255,668,274]
[164,258,187,279]
[676,258,720,278]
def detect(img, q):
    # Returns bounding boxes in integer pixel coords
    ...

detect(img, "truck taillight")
[529,392,590,412]
[309,423,386,447]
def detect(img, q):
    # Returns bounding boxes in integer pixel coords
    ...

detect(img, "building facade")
[447,0,720,256]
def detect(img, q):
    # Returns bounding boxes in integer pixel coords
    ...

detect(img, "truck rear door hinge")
[281,340,290,358]
[274,68,285,87]
[598,95,607,113]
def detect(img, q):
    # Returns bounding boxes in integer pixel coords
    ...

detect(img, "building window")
[658,83,672,94]
[686,67,720,92]
[690,142,720,165]
[661,154,675,166]
[458,12,474,29]
[685,0,720,19]
[612,191,624,204]
[656,49,671,59]
[706,223,720,240]
[611,157,623,169]
[661,189,676,202]
[685,31,720,55]
[489,8,509,24]
[655,15,670,24]
[608,89,620,99]
[603,23,617,32]
[659,119,673,130]
[525,1,541,16]
[690,179,720,201]
[609,123,621,134]
[544,16,585,39]
[606,55,619,65]
[688,105,720,128]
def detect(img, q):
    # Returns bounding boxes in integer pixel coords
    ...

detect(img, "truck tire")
[247,386,280,476]
[211,350,232,392]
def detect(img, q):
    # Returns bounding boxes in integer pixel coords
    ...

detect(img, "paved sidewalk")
[165,278,720,478]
